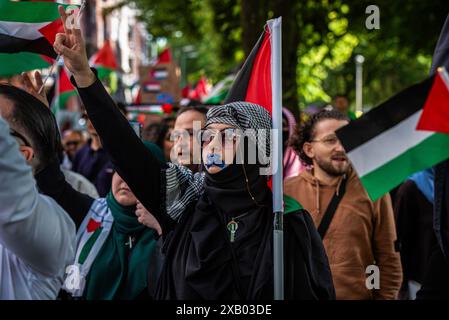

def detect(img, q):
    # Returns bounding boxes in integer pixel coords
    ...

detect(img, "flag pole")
[269,17,284,300]
[38,0,87,94]
[55,64,60,114]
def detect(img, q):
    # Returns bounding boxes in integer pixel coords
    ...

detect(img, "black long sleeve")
[73,76,173,233]
[35,160,94,229]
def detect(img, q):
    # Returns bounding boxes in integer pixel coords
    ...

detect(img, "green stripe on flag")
[360,133,449,201]
[96,66,114,80]
[59,90,77,109]
[283,194,303,215]
[0,2,71,23]
[204,90,229,104]
[0,52,50,77]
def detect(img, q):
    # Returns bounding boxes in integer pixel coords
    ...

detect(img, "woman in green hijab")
[35,140,164,299]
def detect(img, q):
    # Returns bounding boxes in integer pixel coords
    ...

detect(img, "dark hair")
[176,105,208,118]
[0,85,62,171]
[289,110,349,166]
[142,122,169,150]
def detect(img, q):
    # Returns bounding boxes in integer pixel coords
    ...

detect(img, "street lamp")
[355,54,365,113]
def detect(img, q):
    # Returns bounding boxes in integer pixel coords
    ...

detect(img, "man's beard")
[315,153,349,177]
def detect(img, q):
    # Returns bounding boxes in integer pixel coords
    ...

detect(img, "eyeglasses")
[201,128,238,147]
[310,135,340,147]
[170,128,200,142]
[10,129,31,147]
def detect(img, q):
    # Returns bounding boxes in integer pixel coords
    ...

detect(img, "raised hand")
[53,5,95,87]
[21,71,49,107]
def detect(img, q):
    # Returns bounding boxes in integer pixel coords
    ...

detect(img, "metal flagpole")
[269,17,284,300]
[55,64,60,114]
[355,54,365,113]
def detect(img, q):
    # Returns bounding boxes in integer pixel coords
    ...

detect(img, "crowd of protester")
[1,7,449,300]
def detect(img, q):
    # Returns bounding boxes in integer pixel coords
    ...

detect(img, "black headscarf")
[154,102,335,300]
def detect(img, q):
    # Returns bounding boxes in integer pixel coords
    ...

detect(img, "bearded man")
[285,110,402,300]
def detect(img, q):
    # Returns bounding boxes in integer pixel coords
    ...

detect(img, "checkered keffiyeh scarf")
[164,101,273,222]
[205,101,272,160]
[206,101,272,130]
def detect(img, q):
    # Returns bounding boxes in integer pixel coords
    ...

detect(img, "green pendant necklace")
[226,211,251,243]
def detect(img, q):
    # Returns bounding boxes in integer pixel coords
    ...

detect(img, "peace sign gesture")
[53,5,95,87]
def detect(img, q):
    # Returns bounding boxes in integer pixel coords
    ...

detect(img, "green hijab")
[84,191,157,300]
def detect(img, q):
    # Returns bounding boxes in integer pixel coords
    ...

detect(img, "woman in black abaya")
[54,7,335,300]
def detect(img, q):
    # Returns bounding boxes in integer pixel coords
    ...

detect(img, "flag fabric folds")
[224,25,273,115]
[0,1,73,58]
[0,52,51,77]
[90,40,119,79]
[336,69,449,201]
[53,67,77,110]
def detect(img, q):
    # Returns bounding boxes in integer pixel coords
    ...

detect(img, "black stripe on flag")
[0,34,57,58]
[224,30,265,103]
[336,75,435,153]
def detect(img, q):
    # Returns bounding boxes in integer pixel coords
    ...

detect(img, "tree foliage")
[130,0,449,113]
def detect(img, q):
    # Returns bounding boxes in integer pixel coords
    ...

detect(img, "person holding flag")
[53,6,335,299]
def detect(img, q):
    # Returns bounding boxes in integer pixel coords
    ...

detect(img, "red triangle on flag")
[134,88,142,104]
[416,71,449,135]
[156,48,172,64]
[224,28,273,116]
[245,30,272,115]
[39,54,55,65]
[91,41,118,70]
[38,18,64,46]
[59,67,75,94]
[188,77,210,101]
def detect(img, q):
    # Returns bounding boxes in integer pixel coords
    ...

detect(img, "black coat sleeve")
[35,159,94,229]
[73,75,173,233]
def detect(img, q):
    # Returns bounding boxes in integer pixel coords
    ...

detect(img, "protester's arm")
[35,159,95,229]
[372,194,403,300]
[73,75,175,230]
[0,116,75,276]
[53,6,174,232]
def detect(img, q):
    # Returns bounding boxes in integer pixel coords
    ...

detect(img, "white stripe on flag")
[145,84,161,91]
[348,110,433,177]
[154,71,168,78]
[0,21,50,40]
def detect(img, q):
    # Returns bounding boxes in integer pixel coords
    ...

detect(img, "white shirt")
[0,116,75,299]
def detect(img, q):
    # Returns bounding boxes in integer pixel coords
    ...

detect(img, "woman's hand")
[53,5,95,88]
[21,71,49,108]
[135,201,162,236]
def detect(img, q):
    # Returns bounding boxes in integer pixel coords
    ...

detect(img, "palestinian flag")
[0,52,51,77]
[224,22,273,114]
[0,1,73,58]
[155,48,172,65]
[53,67,77,110]
[336,68,449,201]
[90,40,118,79]
[204,74,235,104]
[188,77,210,101]
[143,81,161,93]
[151,67,168,80]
